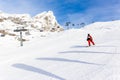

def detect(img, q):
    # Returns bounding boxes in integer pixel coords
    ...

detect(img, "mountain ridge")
[0,11,64,32]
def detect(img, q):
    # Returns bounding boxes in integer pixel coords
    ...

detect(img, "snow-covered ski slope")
[0,20,120,80]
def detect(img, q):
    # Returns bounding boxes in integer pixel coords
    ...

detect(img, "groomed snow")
[0,21,120,80]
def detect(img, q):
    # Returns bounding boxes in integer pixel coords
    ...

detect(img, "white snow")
[0,20,120,80]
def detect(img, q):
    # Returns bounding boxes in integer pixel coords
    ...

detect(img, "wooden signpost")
[14,27,27,46]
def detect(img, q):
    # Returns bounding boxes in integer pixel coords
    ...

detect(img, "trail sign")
[14,27,28,46]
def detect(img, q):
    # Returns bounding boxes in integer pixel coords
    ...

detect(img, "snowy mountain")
[0,19,120,80]
[84,20,120,30]
[0,11,64,37]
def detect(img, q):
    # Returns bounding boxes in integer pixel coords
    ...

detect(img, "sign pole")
[20,31,23,46]
[14,27,27,47]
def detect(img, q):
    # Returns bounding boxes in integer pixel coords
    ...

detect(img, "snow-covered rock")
[0,11,64,34]
[32,11,63,32]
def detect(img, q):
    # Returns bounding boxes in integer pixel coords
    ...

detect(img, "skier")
[87,34,95,46]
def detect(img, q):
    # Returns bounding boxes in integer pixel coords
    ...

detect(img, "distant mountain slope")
[84,20,120,30]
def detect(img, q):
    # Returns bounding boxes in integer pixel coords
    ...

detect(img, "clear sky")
[0,0,120,27]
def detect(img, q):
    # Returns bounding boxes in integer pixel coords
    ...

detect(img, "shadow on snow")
[12,64,65,80]
[71,45,116,48]
[59,50,115,54]
[71,45,87,48]
[36,57,103,66]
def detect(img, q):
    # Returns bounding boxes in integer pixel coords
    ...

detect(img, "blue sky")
[0,0,120,27]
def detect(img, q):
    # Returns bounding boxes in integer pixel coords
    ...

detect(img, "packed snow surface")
[0,20,120,80]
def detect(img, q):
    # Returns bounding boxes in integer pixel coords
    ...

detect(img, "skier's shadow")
[71,45,87,48]
[71,45,116,48]
[12,63,65,80]
[61,45,116,54]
